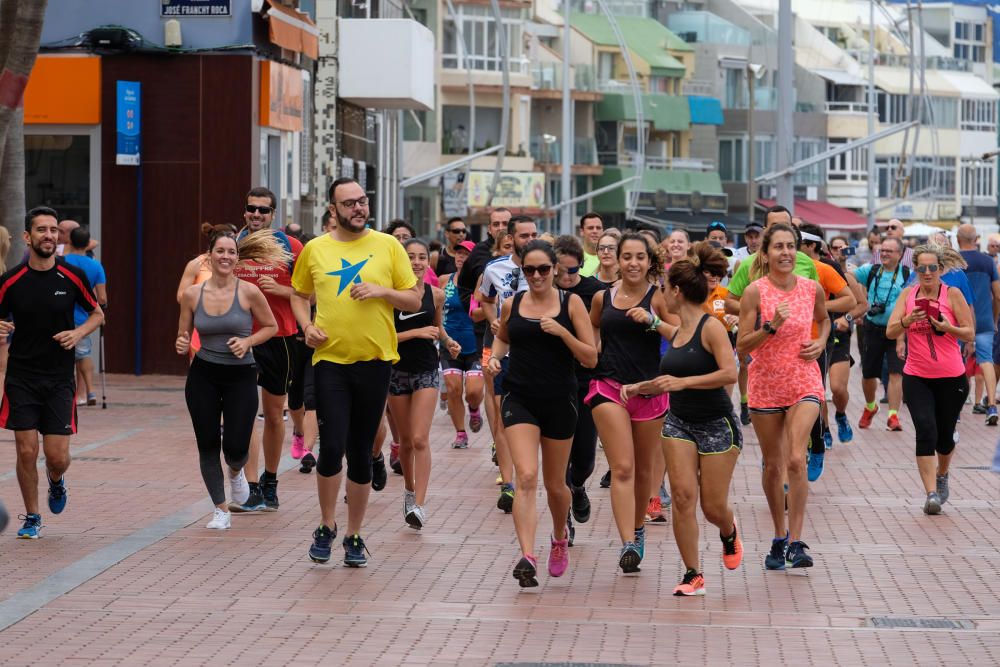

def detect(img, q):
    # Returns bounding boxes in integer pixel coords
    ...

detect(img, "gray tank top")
[194,281,254,366]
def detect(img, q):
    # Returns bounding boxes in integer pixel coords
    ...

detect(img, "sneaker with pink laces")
[290,432,306,459]
[451,431,469,449]
[548,534,570,577]
[469,408,483,433]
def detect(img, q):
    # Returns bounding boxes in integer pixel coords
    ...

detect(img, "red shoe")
[858,404,878,429]
[886,414,902,431]
[721,521,743,570]
[672,570,705,596]
[644,496,667,523]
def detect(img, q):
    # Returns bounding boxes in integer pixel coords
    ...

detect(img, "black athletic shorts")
[0,373,77,435]
[861,324,904,379]
[253,335,300,396]
[827,328,854,366]
[441,350,483,374]
[501,391,578,440]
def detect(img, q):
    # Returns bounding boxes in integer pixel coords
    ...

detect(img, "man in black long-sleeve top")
[457,207,513,295]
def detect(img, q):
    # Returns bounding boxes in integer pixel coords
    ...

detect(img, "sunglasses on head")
[246,204,273,215]
[916,264,939,274]
[521,264,552,277]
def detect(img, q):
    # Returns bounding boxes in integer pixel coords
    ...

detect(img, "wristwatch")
[763,321,778,335]
[844,313,854,324]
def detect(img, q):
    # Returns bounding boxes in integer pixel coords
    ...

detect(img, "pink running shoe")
[469,408,483,433]
[548,534,570,577]
[291,432,306,459]
[389,442,402,475]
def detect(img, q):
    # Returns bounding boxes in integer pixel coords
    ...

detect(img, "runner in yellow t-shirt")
[291,177,420,568]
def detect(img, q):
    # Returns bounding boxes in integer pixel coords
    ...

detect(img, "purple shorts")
[585,377,669,422]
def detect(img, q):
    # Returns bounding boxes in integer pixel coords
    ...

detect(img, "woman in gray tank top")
[176,232,279,530]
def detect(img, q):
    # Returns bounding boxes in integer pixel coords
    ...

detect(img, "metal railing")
[597,78,634,93]
[530,136,599,165]
[599,152,716,171]
[531,63,562,91]
[845,50,972,72]
[825,101,870,114]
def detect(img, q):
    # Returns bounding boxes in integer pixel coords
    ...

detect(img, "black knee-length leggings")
[902,373,968,457]
[566,380,597,488]
[185,357,258,505]
[314,360,391,483]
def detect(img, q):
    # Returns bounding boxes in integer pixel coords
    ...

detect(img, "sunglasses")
[597,244,617,253]
[245,205,273,215]
[522,264,553,277]
[447,227,467,234]
[915,264,939,274]
[564,266,580,274]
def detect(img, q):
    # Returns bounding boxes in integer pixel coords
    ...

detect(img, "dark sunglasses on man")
[246,204,273,215]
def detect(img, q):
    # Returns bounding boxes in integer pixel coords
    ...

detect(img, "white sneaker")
[404,489,416,518]
[206,508,231,530]
[230,468,250,505]
[405,505,426,530]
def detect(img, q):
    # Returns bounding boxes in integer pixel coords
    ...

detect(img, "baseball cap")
[455,240,475,253]
[707,239,734,257]
[745,221,763,234]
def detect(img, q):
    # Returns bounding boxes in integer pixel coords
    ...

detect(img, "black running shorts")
[253,335,299,396]
[501,391,577,440]
[0,373,77,435]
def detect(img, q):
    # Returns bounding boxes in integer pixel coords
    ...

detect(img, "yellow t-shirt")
[291,231,417,364]
[580,251,600,277]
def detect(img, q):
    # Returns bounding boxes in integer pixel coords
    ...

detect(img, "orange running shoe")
[644,496,667,523]
[672,570,705,596]
[887,414,902,431]
[721,521,743,570]
[858,404,879,429]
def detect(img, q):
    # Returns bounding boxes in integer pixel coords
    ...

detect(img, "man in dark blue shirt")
[957,224,1000,425]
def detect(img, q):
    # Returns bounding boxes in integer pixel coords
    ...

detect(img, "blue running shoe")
[785,540,814,568]
[230,482,266,513]
[634,526,646,560]
[343,533,370,568]
[17,513,42,539]
[308,524,336,563]
[807,451,824,482]
[618,542,642,574]
[822,429,833,451]
[836,413,853,443]
[765,535,788,570]
[47,476,67,514]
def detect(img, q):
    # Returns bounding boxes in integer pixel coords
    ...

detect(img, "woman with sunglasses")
[487,240,596,587]
[588,232,674,573]
[887,245,973,514]
[737,223,828,570]
[390,239,460,529]
[594,232,620,286]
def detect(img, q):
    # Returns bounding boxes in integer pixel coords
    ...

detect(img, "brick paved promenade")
[0,372,999,666]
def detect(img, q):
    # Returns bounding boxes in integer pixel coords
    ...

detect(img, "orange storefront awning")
[24,55,101,124]
[263,0,319,59]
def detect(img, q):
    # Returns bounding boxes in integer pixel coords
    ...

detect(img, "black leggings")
[287,336,311,411]
[314,360,391,483]
[185,357,258,505]
[902,373,968,457]
[566,380,597,488]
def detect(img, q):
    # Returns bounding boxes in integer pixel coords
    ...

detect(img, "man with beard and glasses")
[291,177,420,568]
[0,207,103,539]
[230,187,304,514]
[479,215,537,513]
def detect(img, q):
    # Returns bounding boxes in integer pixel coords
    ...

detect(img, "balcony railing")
[597,78,635,93]
[599,152,716,171]
[845,50,971,72]
[825,101,870,114]
[682,79,714,96]
[531,63,563,91]
[530,136,599,165]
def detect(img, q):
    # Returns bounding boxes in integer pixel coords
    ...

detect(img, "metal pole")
[972,160,979,224]
[747,71,755,219]
[484,0,510,207]
[776,0,794,211]
[866,0,876,229]
[560,0,573,233]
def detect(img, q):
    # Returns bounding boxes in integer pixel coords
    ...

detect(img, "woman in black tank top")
[486,241,596,588]
[622,243,741,597]
[389,239,461,530]
[587,233,675,575]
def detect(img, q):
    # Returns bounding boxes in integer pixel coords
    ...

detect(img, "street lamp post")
[746,64,766,222]
[543,133,557,230]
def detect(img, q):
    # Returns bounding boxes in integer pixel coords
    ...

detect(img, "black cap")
[745,221,764,233]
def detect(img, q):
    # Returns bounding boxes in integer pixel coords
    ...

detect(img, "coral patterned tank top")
[748,275,824,408]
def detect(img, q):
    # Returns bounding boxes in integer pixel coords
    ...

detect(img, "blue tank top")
[443,275,476,354]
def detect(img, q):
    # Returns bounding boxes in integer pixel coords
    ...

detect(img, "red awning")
[757,199,868,231]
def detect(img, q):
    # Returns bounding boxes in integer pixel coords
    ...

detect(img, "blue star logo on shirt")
[327,257,370,295]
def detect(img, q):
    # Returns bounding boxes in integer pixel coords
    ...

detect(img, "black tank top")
[660,314,732,422]
[394,283,438,373]
[595,285,661,385]
[504,290,577,398]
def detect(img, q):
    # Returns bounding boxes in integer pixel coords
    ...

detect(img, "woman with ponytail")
[621,242,742,596]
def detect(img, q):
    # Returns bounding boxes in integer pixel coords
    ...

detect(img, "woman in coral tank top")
[886,244,973,516]
[737,223,829,571]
